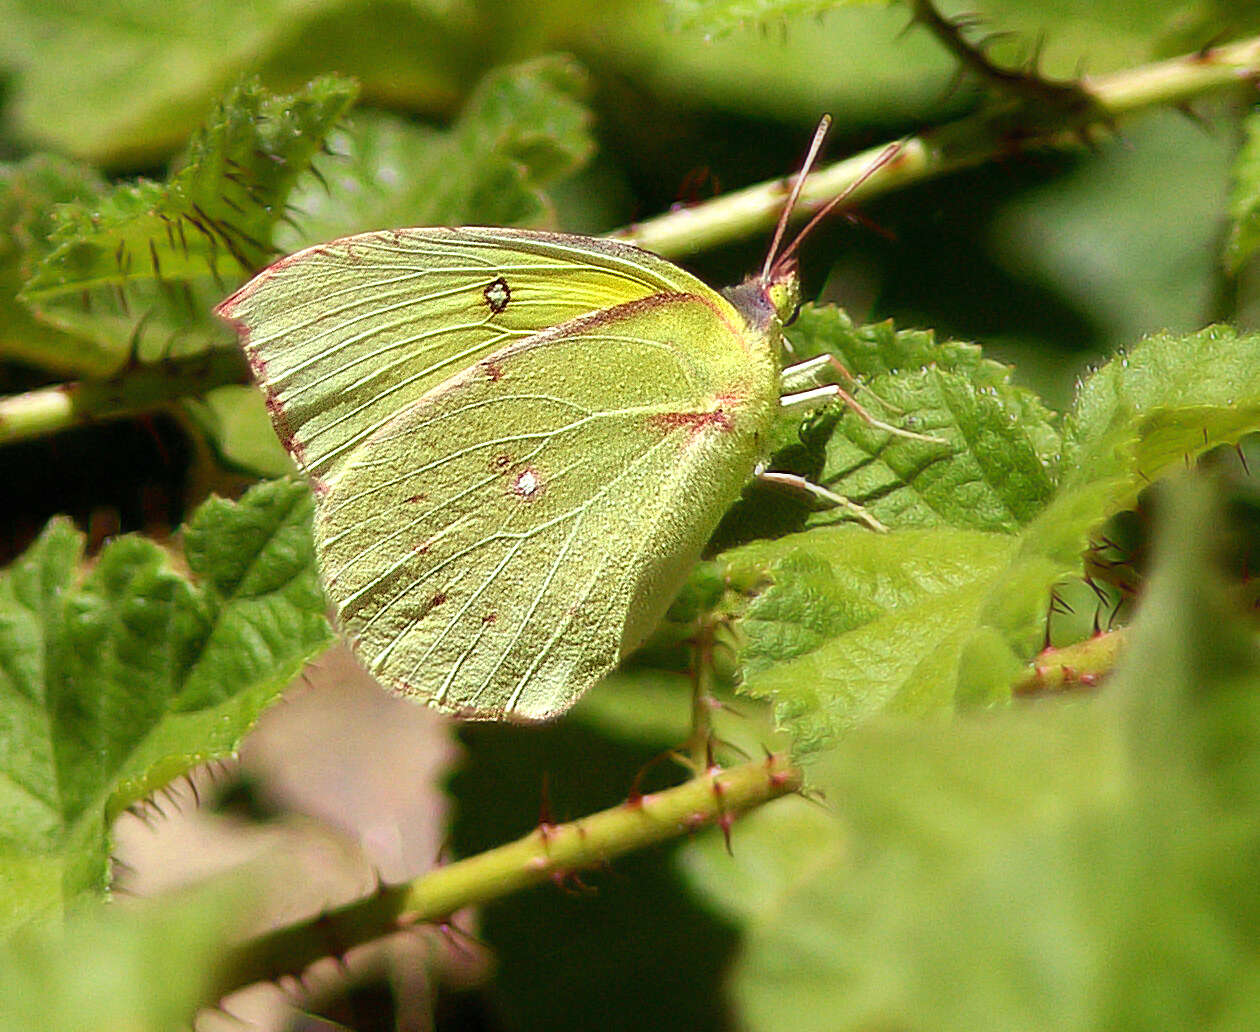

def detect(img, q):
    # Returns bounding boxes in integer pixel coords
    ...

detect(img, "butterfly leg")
[782,352,903,409]
[755,468,888,533]
[780,356,945,444]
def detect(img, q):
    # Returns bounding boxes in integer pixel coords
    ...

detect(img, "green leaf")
[962,324,1260,695]
[713,306,1060,551]
[0,887,242,1032]
[963,324,1260,700]
[278,56,595,248]
[681,478,1260,1032]
[0,157,110,375]
[704,525,1017,754]
[0,479,331,935]
[701,320,1260,756]
[1225,109,1260,273]
[19,76,357,375]
[1065,324,1260,492]
[791,306,1060,532]
[1112,476,1260,814]
[702,309,1063,748]
[0,0,476,167]
[181,384,296,477]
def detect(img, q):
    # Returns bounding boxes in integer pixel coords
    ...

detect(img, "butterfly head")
[765,252,802,326]
[722,254,800,338]
[726,121,903,347]
[739,124,903,333]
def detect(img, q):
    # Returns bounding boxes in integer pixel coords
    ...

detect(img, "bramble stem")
[0,384,78,442]
[616,35,1260,259]
[215,754,801,998]
[1014,629,1127,695]
[0,350,248,446]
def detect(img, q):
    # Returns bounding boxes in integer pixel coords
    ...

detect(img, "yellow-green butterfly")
[216,121,902,721]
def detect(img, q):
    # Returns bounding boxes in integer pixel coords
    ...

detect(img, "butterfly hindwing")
[216,228,717,483]
[316,291,778,720]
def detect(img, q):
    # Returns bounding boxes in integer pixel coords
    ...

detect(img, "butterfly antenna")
[761,115,833,282]
[770,140,904,279]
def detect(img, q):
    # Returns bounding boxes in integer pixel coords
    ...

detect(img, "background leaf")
[0,0,477,167]
[277,55,595,248]
[0,479,330,933]
[663,0,892,35]
[1225,108,1260,274]
[18,76,357,375]
[989,108,1236,359]
[0,158,109,374]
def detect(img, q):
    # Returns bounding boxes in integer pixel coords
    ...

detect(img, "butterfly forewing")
[317,291,778,720]
[216,228,716,482]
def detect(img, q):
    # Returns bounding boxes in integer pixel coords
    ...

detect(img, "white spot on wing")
[513,468,542,500]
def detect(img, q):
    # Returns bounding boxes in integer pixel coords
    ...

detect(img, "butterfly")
[216,120,906,721]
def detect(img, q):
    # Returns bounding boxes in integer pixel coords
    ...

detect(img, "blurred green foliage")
[1,1,1260,1030]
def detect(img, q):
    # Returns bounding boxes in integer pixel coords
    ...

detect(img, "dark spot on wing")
[406,493,426,503]
[482,611,498,624]
[649,409,733,436]
[483,276,511,314]
[490,453,512,472]
[484,359,504,381]
[418,590,447,618]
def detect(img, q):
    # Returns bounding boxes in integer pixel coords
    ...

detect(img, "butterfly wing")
[315,291,779,720]
[216,227,717,484]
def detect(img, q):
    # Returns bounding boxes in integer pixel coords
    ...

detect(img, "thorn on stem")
[537,773,557,846]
